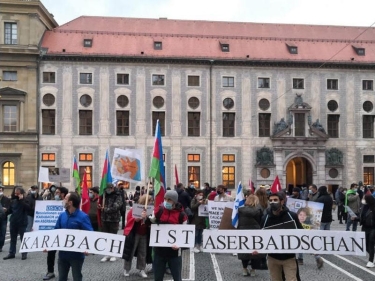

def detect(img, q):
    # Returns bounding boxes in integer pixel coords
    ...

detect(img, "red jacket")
[156,204,188,224]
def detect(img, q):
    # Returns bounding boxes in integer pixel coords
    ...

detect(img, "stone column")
[136,67,146,136]
[99,66,110,136]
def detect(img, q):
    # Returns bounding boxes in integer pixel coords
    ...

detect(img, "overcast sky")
[41,0,375,27]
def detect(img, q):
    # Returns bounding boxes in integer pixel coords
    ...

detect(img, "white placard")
[207,201,231,229]
[38,167,51,183]
[198,204,209,217]
[19,229,125,257]
[33,201,65,231]
[111,148,144,183]
[202,229,366,256]
[132,204,153,219]
[38,167,71,183]
[150,224,195,247]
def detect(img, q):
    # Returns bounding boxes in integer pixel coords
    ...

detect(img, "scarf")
[344,189,357,212]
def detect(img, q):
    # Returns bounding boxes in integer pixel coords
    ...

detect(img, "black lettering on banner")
[204,236,216,249]
[167,230,177,244]
[181,230,194,244]
[351,237,364,253]
[300,235,310,250]
[155,229,160,243]
[252,235,263,250]
[217,235,226,250]
[311,236,322,251]
[41,235,50,248]
[94,238,106,251]
[77,237,90,250]
[20,237,30,250]
[238,236,249,250]
[51,235,60,247]
[287,235,301,250]
[64,235,75,248]
[227,236,237,250]
[265,236,278,250]
[322,236,335,251]
[110,239,123,254]
[337,238,349,252]
[31,237,39,249]
[280,235,286,250]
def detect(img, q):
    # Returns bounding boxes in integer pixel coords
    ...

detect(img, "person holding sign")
[190,190,206,253]
[360,194,375,268]
[147,190,188,281]
[345,183,361,231]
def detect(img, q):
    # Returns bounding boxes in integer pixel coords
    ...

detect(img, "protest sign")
[202,229,365,256]
[208,201,232,229]
[19,229,125,257]
[149,224,195,247]
[286,198,323,229]
[198,204,209,217]
[33,201,64,231]
[38,167,70,183]
[112,148,144,183]
[345,206,358,219]
[132,204,153,219]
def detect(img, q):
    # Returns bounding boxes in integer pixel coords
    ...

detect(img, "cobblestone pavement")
[1,215,375,280]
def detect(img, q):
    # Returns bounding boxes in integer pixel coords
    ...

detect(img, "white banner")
[150,224,195,247]
[19,229,125,257]
[132,204,153,219]
[208,201,233,229]
[202,229,366,256]
[198,204,209,217]
[33,201,65,231]
[38,167,71,183]
[111,148,144,183]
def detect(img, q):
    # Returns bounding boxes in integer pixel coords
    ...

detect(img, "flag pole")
[145,177,151,209]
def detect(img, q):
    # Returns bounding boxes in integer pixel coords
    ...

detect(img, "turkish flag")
[81,169,90,214]
[249,179,255,194]
[271,175,282,193]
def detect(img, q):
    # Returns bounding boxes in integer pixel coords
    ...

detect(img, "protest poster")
[202,229,366,256]
[198,204,209,217]
[132,204,153,219]
[112,148,144,183]
[149,224,195,247]
[38,167,70,183]
[286,198,323,229]
[345,206,358,219]
[33,201,64,231]
[19,229,125,257]
[208,201,232,229]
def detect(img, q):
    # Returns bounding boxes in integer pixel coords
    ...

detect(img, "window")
[222,76,234,87]
[79,110,92,135]
[259,99,270,111]
[83,39,92,47]
[327,100,338,112]
[153,96,164,108]
[2,161,15,186]
[188,166,200,187]
[116,111,129,136]
[188,112,200,136]
[222,154,235,162]
[117,73,129,85]
[364,155,375,163]
[117,95,129,107]
[4,22,17,45]
[286,44,298,54]
[259,113,271,137]
[223,113,235,137]
[294,113,305,136]
[258,78,270,88]
[223,98,234,109]
[222,166,235,188]
[43,72,56,83]
[154,41,162,50]
[188,75,200,87]
[152,74,165,86]
[293,78,304,89]
[188,97,200,109]
[221,43,229,52]
[79,153,93,161]
[363,80,373,91]
[42,153,55,161]
[353,46,365,56]
[80,73,92,84]
[79,166,92,188]
[364,167,374,185]
[152,112,165,136]
[188,154,200,162]
[80,95,92,107]
[3,105,17,132]
[3,71,17,81]
[42,109,55,135]
[327,115,339,138]
[43,94,55,106]
[363,101,373,112]
[327,79,338,90]
[363,115,375,138]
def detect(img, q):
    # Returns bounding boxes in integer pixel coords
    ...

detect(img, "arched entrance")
[285,157,313,193]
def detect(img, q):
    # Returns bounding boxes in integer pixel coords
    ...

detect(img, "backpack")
[155,206,186,224]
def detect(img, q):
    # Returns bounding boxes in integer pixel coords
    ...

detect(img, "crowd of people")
[0,180,374,281]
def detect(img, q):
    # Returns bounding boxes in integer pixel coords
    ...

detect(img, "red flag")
[249,179,255,194]
[175,164,179,186]
[271,175,282,193]
[81,170,90,214]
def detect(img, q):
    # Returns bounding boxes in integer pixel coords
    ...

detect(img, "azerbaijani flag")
[81,169,90,214]
[149,120,166,212]
[99,150,113,196]
[72,156,81,194]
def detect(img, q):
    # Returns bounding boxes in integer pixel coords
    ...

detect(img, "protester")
[308,184,319,201]
[123,194,153,278]
[147,190,188,281]
[42,185,57,200]
[55,192,93,281]
[25,185,42,232]
[360,194,375,268]
[207,187,217,201]
[255,188,269,215]
[186,182,196,199]
[176,183,191,209]
[345,183,361,231]
[43,186,69,280]
[316,186,333,230]
[133,186,141,204]
[0,185,11,252]
[88,187,99,231]
[203,182,211,199]
[118,183,127,229]
[336,187,346,224]
[291,187,301,199]
[214,185,234,202]
[190,190,206,253]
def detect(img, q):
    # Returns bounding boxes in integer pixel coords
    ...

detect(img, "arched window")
[2,161,15,186]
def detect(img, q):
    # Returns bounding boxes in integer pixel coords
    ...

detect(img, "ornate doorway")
[285,157,313,192]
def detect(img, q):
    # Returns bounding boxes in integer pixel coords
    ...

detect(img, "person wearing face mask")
[359,194,375,268]
[0,185,11,253]
[214,184,234,202]
[345,183,361,231]
[307,184,319,202]
[88,187,99,231]
[186,182,197,199]
[25,185,42,233]
[190,190,206,253]
[260,192,303,281]
[147,190,188,281]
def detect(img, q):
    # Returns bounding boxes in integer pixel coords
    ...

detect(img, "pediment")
[0,87,27,97]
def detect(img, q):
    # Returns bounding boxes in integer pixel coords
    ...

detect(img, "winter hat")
[164,190,178,204]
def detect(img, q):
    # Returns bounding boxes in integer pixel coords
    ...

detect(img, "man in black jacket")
[0,185,11,252]
[260,192,303,281]
[316,186,333,230]
[25,185,42,233]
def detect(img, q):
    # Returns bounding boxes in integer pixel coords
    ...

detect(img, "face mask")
[197,195,203,200]
[163,201,173,210]
[0,192,3,196]
[362,199,367,205]
[190,185,195,189]
[217,190,223,195]
[343,191,347,194]
[270,202,281,211]
[106,189,112,194]
[31,190,36,194]
[55,195,61,201]
[308,190,313,194]
[51,187,56,193]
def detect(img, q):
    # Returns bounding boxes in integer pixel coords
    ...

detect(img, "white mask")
[197,195,203,200]
[0,192,3,196]
[362,199,367,205]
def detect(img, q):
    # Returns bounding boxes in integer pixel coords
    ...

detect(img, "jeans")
[195,228,203,246]
[26,215,33,232]
[364,228,375,262]
[58,258,84,281]
[153,253,182,281]
[47,250,57,273]
[346,219,358,231]
[0,217,7,250]
[320,222,331,230]
[101,221,118,234]
[9,223,26,255]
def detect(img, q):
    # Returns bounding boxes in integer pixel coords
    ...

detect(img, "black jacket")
[0,195,11,216]
[315,191,333,223]
[190,198,206,229]
[176,188,191,210]
[8,197,31,226]
[25,193,43,217]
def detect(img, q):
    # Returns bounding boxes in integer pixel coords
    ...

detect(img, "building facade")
[0,0,57,193]
[38,16,375,192]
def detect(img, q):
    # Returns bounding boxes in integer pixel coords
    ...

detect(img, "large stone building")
[38,16,375,192]
[0,0,57,192]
